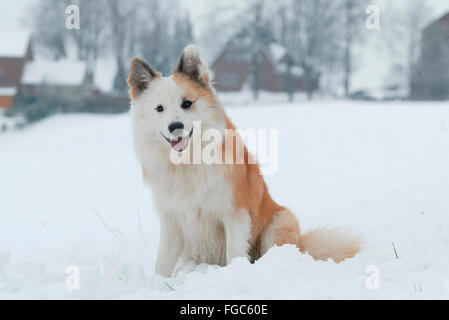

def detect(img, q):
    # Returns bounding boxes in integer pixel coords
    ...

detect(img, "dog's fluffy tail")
[298,227,362,263]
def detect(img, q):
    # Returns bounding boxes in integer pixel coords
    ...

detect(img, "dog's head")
[128,45,225,155]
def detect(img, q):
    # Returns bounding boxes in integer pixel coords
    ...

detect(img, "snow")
[1,98,449,299]
[268,43,287,62]
[93,56,117,93]
[267,43,304,77]
[21,59,87,87]
[277,64,304,77]
[0,87,17,96]
[0,30,30,58]
[0,113,24,130]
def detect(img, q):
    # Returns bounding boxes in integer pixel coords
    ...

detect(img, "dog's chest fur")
[150,162,234,265]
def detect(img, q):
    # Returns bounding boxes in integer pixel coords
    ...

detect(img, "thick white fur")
[130,47,360,277]
[131,77,251,277]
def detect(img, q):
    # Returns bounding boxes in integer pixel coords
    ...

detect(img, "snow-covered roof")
[0,87,17,96]
[213,29,305,78]
[21,59,87,87]
[0,30,31,58]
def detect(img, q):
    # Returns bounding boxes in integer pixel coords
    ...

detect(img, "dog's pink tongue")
[171,137,187,151]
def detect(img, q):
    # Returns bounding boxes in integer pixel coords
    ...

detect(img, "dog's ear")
[175,45,210,87]
[128,58,161,99]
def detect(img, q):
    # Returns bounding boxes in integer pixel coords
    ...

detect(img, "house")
[0,30,32,108]
[20,59,90,98]
[0,30,91,112]
[20,59,91,113]
[411,11,449,100]
[211,32,306,93]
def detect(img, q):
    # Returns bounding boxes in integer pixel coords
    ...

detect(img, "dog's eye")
[181,100,192,110]
[155,105,164,112]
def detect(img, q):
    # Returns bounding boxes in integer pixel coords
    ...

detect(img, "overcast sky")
[1,0,448,91]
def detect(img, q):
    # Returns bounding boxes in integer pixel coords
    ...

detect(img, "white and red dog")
[128,45,361,277]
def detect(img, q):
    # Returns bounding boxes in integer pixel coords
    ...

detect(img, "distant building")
[211,32,307,93]
[411,12,449,100]
[0,30,92,113]
[0,30,32,108]
[20,59,90,98]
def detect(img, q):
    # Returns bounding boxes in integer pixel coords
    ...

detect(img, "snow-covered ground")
[1,99,449,299]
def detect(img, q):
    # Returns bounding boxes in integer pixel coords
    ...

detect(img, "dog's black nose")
[168,121,184,133]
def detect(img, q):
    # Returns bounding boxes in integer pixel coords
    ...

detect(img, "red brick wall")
[212,47,283,92]
[0,42,32,89]
[212,46,304,92]
[0,96,14,108]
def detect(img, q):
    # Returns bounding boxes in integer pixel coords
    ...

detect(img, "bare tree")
[70,0,110,76]
[382,0,433,97]
[31,0,71,60]
[134,0,192,76]
[276,0,343,99]
[31,0,192,94]
[239,0,275,100]
[107,0,139,93]
[197,1,248,64]
[250,0,264,100]
[32,0,109,71]
[172,13,195,62]
[341,0,370,97]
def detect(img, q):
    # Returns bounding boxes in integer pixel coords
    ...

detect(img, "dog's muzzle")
[162,128,193,152]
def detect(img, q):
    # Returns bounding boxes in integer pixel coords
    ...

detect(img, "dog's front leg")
[224,209,251,265]
[155,217,183,277]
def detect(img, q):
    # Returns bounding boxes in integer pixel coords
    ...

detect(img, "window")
[220,72,241,87]
[225,51,251,64]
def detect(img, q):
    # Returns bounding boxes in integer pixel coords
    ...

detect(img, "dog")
[127,45,361,277]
